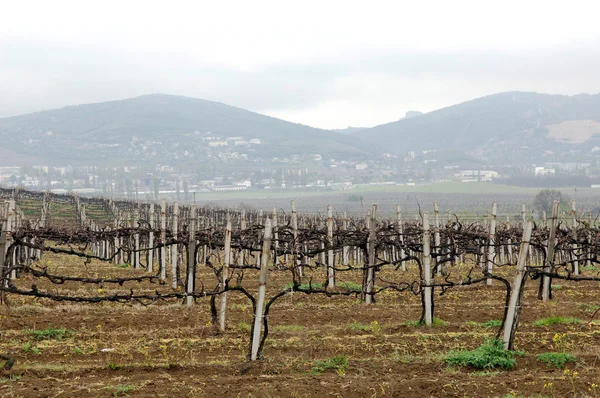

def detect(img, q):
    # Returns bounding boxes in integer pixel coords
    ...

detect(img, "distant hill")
[330,126,368,134]
[0,94,370,165]
[354,92,600,162]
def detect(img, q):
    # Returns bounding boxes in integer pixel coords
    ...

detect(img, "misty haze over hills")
[0,94,370,165]
[1,91,599,167]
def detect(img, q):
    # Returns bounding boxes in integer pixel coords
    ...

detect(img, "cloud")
[1,0,600,128]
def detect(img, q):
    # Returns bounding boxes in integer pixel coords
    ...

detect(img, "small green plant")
[348,320,381,333]
[482,319,502,327]
[536,352,576,368]
[534,316,582,326]
[445,339,518,370]
[73,346,83,355]
[22,341,32,353]
[0,375,21,383]
[116,263,131,269]
[24,327,74,341]
[338,281,362,292]
[406,317,447,327]
[107,361,121,370]
[578,303,600,313]
[281,282,323,291]
[349,321,371,331]
[237,321,251,332]
[108,384,135,396]
[311,354,349,375]
[273,324,305,333]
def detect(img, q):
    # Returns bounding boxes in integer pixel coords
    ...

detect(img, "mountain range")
[1,91,599,166]
[354,92,600,162]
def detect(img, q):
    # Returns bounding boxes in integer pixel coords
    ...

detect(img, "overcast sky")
[1,0,600,129]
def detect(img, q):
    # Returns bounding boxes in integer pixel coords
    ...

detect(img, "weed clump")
[445,339,518,370]
[24,327,74,341]
[534,316,582,327]
[311,355,349,375]
[536,352,576,368]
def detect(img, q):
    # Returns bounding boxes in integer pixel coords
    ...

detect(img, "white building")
[459,170,499,182]
[534,167,556,176]
[208,141,228,148]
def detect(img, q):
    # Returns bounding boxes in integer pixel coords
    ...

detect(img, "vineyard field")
[2,253,600,397]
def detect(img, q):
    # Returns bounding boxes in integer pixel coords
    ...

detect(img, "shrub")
[536,352,576,368]
[445,339,517,370]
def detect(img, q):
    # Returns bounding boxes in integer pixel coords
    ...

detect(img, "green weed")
[536,352,576,368]
[445,339,518,370]
[534,316,582,326]
[24,327,74,341]
[311,354,349,375]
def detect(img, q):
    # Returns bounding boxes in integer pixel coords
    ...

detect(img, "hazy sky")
[1,0,600,129]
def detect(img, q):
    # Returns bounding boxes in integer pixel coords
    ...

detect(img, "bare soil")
[2,255,600,397]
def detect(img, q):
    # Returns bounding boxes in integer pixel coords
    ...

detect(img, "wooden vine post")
[327,204,335,287]
[542,200,559,302]
[186,205,197,307]
[171,202,179,288]
[250,218,272,361]
[571,200,580,276]
[434,202,441,276]
[160,200,167,280]
[423,212,433,325]
[0,215,7,289]
[342,212,349,266]
[502,219,534,350]
[272,207,278,267]
[486,202,497,285]
[148,203,154,273]
[219,214,232,330]
[291,200,301,277]
[365,204,377,304]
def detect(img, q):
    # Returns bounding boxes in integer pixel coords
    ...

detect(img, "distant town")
[2,129,599,199]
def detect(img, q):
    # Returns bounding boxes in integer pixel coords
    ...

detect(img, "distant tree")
[533,189,566,218]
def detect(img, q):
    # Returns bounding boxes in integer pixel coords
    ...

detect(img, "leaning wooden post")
[327,205,335,287]
[171,202,179,288]
[250,218,272,361]
[503,218,534,350]
[219,214,232,330]
[423,212,433,325]
[542,200,559,302]
[486,202,497,285]
[160,200,167,280]
[186,205,197,307]
[570,200,579,276]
